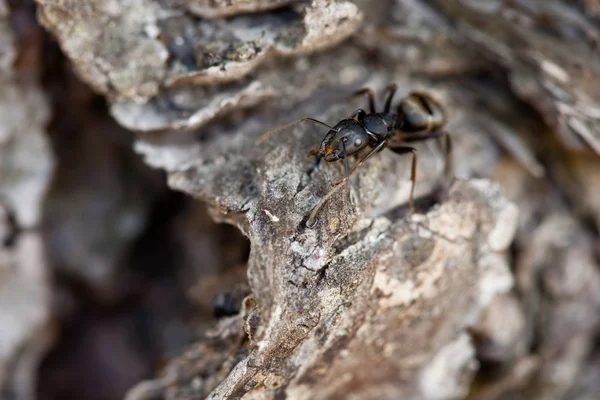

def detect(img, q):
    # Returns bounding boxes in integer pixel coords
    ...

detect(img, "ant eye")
[354,138,363,147]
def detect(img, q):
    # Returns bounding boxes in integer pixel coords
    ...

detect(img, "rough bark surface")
[1,0,599,399]
[130,174,518,400]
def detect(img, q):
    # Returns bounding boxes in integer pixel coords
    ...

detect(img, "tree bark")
[2,0,600,399]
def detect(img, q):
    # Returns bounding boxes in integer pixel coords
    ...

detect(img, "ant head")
[319,119,369,162]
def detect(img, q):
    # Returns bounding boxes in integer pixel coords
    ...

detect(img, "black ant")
[258,84,452,226]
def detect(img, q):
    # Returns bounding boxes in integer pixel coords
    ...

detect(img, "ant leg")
[352,88,376,113]
[307,183,346,227]
[398,130,453,179]
[433,131,454,199]
[306,147,322,176]
[308,155,323,177]
[308,140,387,227]
[256,117,335,144]
[332,140,387,188]
[342,141,350,179]
[388,145,417,210]
[383,83,398,113]
[440,131,453,180]
[350,108,367,121]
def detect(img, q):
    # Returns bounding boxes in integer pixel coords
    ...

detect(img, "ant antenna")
[256,117,335,144]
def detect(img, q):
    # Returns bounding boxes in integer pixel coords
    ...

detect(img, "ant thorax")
[362,112,396,138]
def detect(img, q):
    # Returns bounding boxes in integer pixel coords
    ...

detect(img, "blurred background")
[2,2,252,399]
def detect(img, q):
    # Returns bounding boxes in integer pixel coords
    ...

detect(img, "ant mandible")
[257,84,452,226]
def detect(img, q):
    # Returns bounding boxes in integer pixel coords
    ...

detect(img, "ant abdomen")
[397,92,447,134]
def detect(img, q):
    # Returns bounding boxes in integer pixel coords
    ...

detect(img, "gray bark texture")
[2,0,600,399]
[0,1,54,398]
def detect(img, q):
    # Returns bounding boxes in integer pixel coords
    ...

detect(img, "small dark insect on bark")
[257,84,453,225]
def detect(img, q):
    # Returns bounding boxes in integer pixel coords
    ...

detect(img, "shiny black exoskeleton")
[257,84,452,225]
[308,84,450,191]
